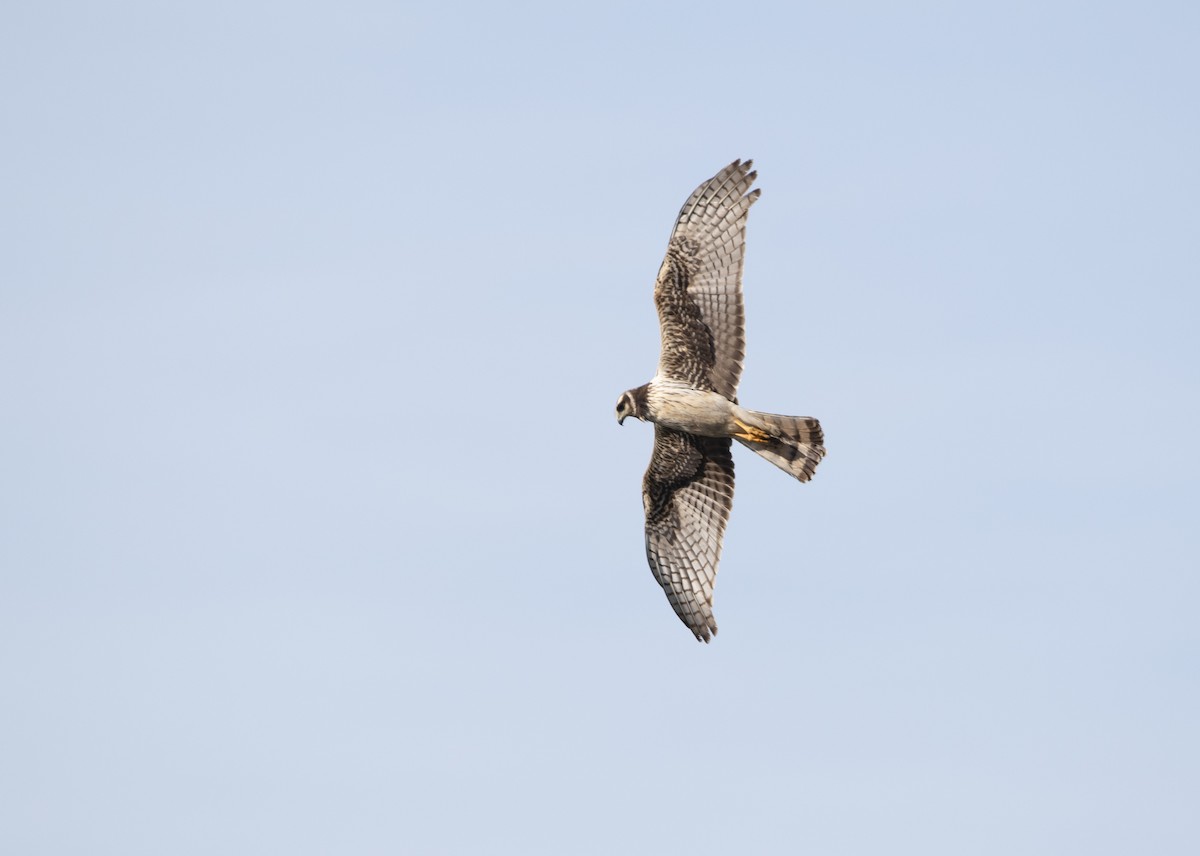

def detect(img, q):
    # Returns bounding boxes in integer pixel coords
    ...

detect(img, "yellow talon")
[733,418,771,443]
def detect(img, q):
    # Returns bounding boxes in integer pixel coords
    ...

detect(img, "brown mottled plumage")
[615,160,826,642]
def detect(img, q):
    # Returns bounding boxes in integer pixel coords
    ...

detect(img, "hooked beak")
[617,414,627,426]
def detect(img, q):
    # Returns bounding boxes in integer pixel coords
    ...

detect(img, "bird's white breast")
[646,378,739,437]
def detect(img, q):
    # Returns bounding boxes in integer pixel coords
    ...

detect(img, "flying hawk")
[616,160,825,642]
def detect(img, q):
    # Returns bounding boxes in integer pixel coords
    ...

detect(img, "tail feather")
[735,410,825,482]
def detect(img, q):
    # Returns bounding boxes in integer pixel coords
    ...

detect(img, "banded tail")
[733,409,826,482]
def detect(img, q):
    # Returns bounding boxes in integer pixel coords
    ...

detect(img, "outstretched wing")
[654,159,760,400]
[643,426,735,642]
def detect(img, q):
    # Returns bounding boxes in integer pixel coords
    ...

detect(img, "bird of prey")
[615,159,825,642]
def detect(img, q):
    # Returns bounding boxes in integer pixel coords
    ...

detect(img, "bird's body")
[616,160,825,642]
[644,378,743,438]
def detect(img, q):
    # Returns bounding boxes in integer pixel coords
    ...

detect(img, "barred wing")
[643,426,735,642]
[654,159,760,400]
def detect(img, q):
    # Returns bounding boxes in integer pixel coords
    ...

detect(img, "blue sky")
[3,2,1198,853]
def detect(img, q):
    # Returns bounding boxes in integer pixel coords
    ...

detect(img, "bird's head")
[615,388,645,426]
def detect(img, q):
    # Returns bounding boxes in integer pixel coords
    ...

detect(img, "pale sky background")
[3,2,1198,854]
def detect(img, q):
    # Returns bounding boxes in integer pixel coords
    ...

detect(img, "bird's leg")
[731,418,771,443]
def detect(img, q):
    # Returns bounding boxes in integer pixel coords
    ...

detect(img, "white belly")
[645,381,738,437]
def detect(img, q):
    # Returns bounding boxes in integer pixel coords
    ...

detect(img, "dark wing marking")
[654,159,760,399]
[643,426,735,642]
